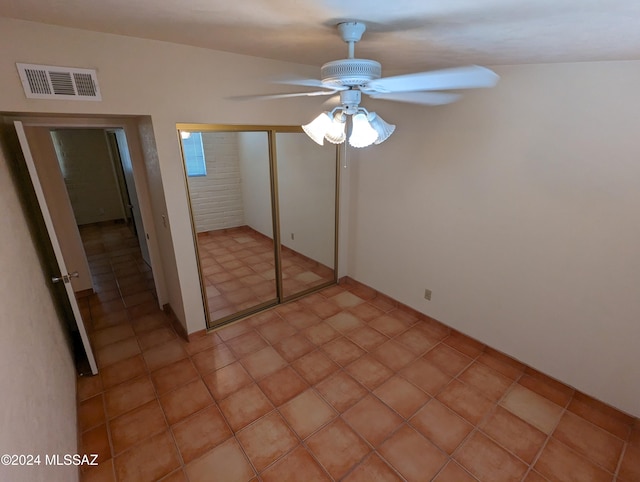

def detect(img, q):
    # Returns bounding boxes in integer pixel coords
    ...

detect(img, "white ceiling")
[2,0,640,74]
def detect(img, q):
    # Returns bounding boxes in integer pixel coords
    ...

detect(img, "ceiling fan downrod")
[338,21,366,59]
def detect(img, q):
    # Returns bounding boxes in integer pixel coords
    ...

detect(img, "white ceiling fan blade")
[274,77,349,92]
[230,90,339,101]
[273,77,329,88]
[366,66,499,93]
[368,91,461,105]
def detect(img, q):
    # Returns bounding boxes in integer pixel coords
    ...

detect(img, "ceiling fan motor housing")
[321,59,382,87]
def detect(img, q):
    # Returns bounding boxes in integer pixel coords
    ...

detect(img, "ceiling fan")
[244,21,500,148]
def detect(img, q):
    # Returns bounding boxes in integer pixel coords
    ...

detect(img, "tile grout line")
[613,442,628,482]
[520,379,575,482]
[210,331,330,480]
[223,300,504,481]
[253,303,460,480]
[212,304,430,480]
[445,366,523,479]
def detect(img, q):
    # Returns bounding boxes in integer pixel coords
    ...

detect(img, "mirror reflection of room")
[275,132,336,299]
[181,129,337,326]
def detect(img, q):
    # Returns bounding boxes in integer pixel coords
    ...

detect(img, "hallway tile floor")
[77,223,639,481]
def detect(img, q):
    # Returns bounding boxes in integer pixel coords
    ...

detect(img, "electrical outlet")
[424,289,432,301]
[291,233,295,240]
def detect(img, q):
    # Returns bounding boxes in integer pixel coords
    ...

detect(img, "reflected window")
[181,132,206,177]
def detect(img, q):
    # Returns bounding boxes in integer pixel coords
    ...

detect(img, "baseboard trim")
[162,303,189,342]
[74,288,94,299]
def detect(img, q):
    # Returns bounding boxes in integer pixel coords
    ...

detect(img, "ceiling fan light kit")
[242,21,499,149]
[302,104,395,148]
[367,112,395,145]
[349,112,380,148]
[301,112,333,144]
[324,112,347,144]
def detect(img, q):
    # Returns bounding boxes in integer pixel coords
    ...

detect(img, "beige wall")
[237,131,337,267]
[51,129,125,225]
[348,61,640,417]
[0,140,78,482]
[275,132,336,267]
[237,131,273,237]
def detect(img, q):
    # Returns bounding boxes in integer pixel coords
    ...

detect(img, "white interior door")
[14,120,98,375]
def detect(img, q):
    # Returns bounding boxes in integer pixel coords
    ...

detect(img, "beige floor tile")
[501,385,563,434]
[379,425,448,482]
[280,389,336,439]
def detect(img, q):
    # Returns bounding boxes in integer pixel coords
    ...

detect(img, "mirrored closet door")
[177,125,338,329]
[275,132,337,299]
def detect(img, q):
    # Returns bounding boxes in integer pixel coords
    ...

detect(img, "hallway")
[77,222,157,334]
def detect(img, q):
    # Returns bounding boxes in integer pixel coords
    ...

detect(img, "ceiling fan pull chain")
[343,141,348,169]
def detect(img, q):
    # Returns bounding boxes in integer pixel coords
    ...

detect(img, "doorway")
[4,115,165,374]
[47,127,157,321]
[49,127,151,266]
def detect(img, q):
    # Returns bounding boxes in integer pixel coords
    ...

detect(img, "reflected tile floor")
[197,226,334,320]
[77,226,640,481]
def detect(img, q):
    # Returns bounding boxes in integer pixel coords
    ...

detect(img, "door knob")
[51,271,79,284]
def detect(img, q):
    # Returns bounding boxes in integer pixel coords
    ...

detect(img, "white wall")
[348,61,640,417]
[0,17,321,334]
[51,129,124,225]
[188,131,244,232]
[0,140,78,482]
[237,131,337,268]
[275,132,336,267]
[238,131,273,237]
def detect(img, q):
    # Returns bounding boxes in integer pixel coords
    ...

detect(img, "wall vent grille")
[16,63,102,101]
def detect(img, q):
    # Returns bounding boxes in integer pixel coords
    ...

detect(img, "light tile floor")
[197,226,334,321]
[77,222,640,482]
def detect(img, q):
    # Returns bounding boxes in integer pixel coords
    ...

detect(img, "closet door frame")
[177,123,340,330]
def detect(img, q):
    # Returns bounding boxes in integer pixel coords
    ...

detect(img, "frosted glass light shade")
[368,112,395,144]
[302,112,332,145]
[349,112,378,148]
[325,113,346,144]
